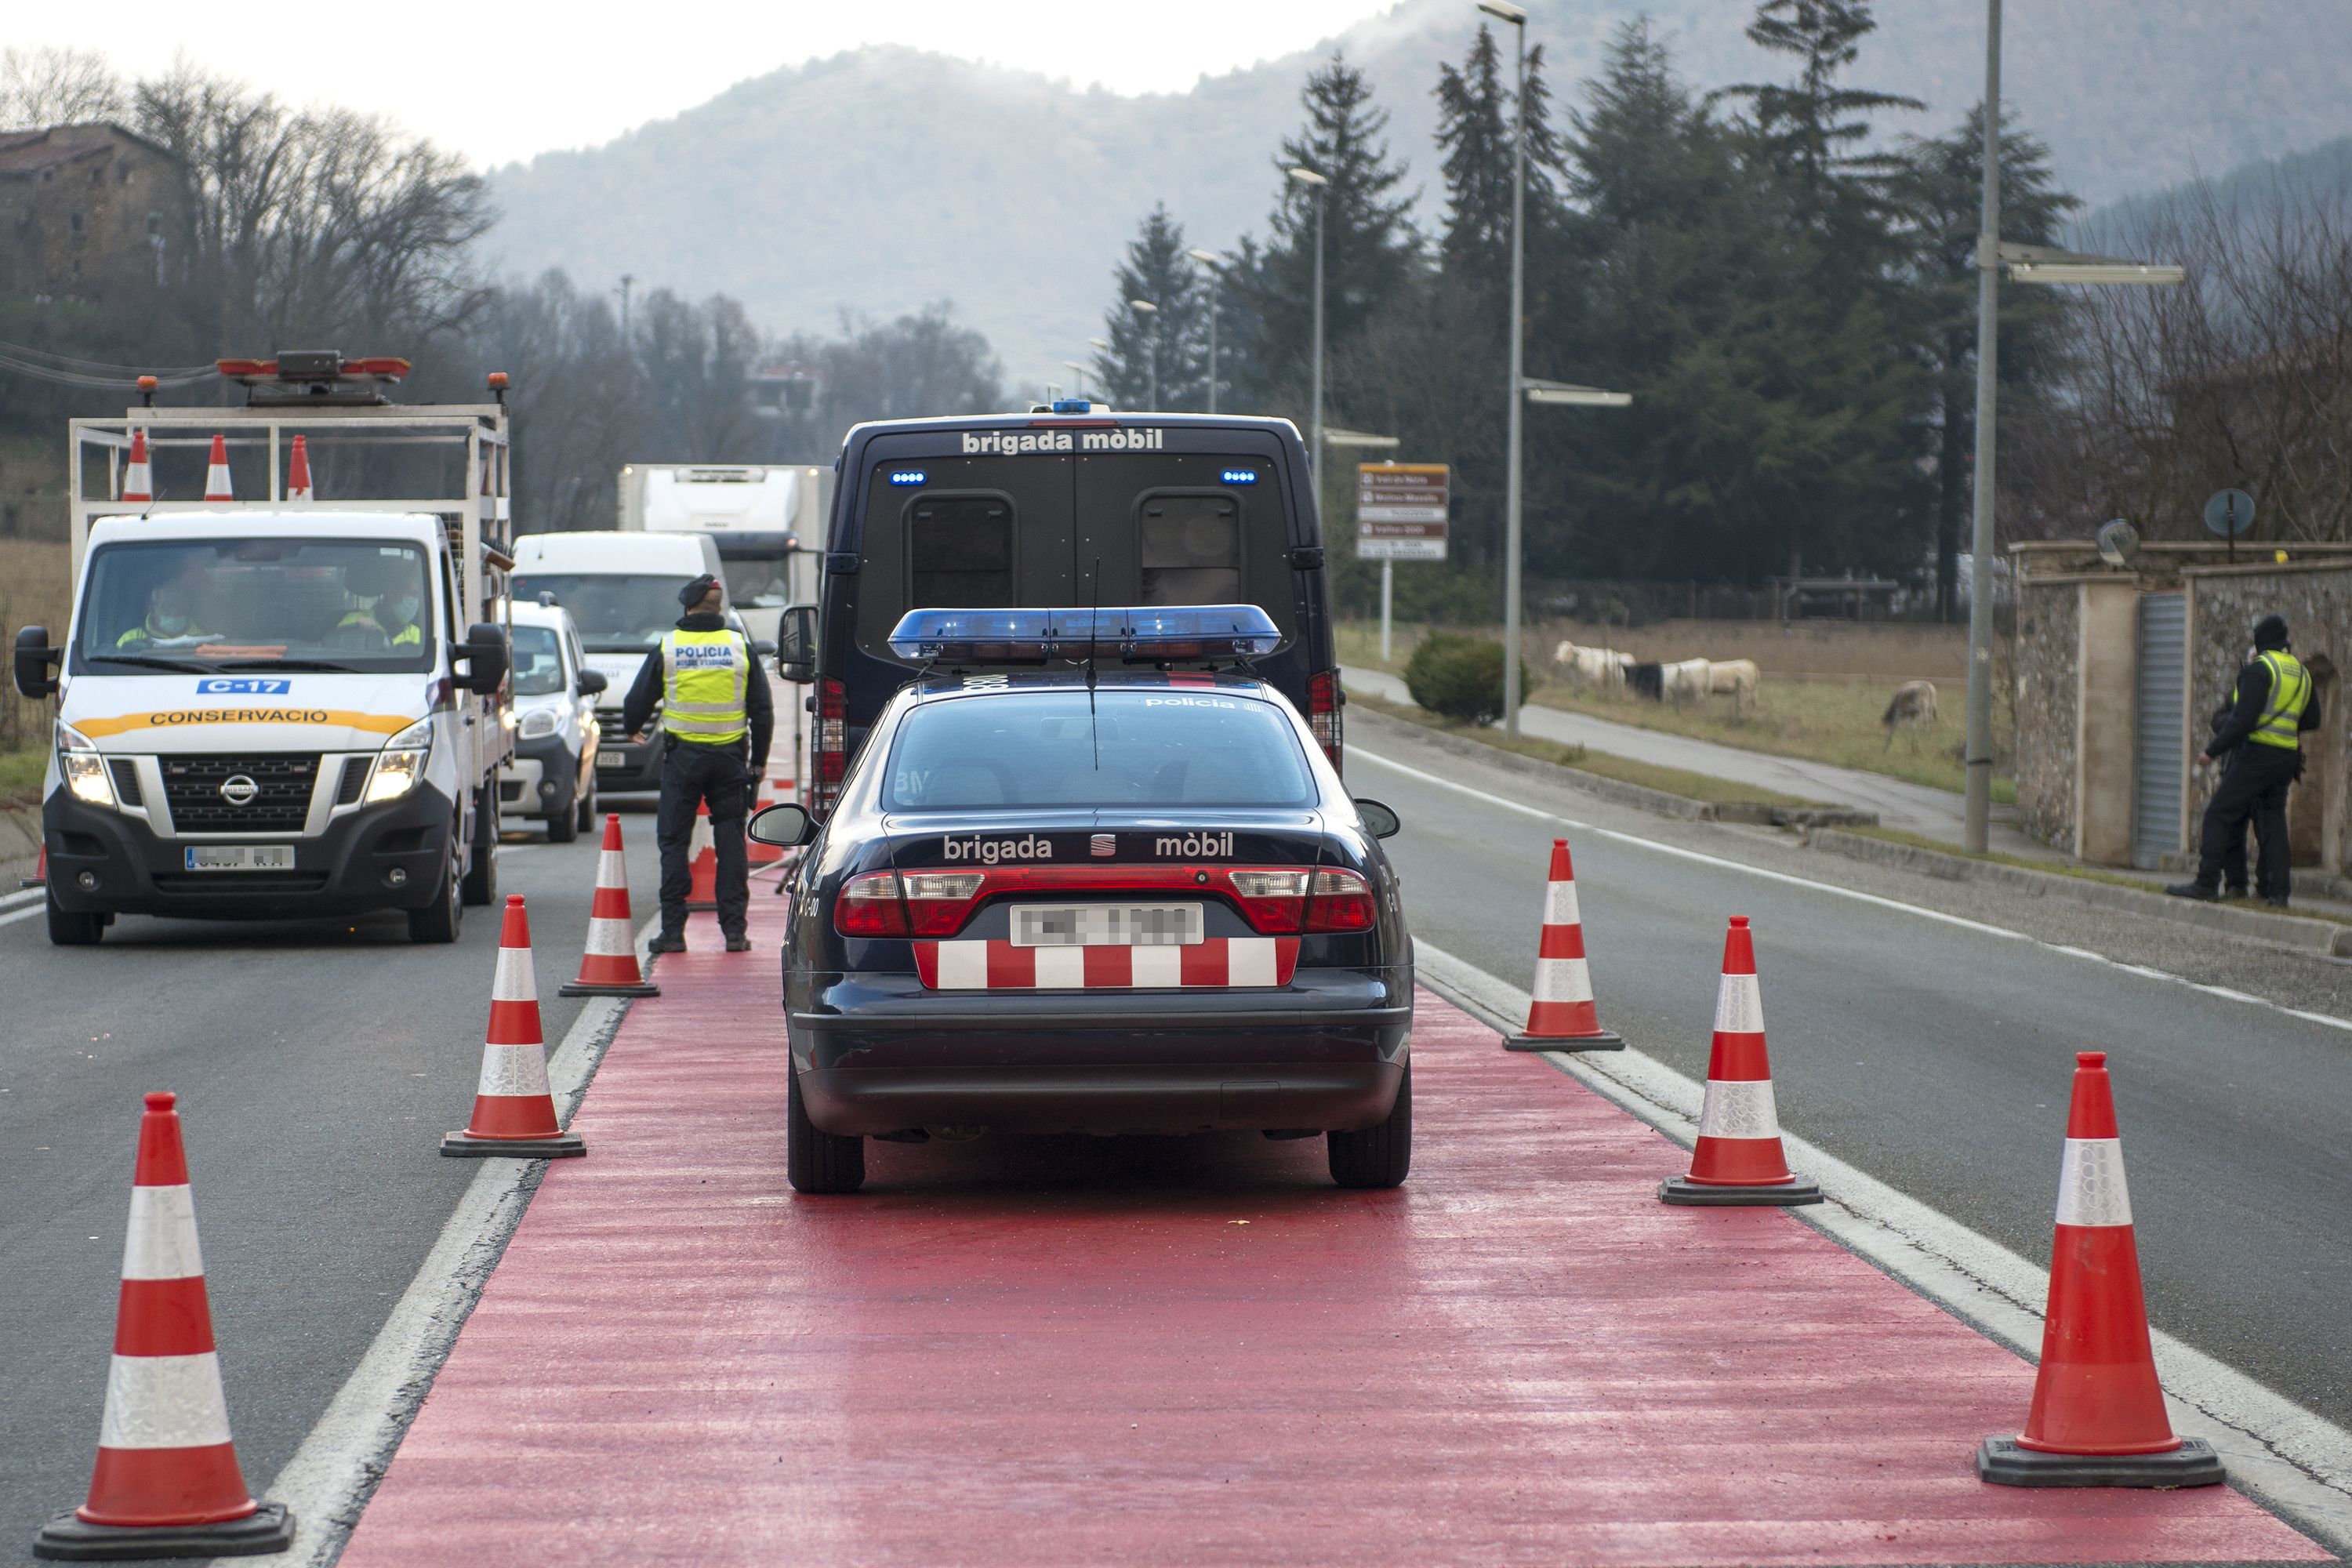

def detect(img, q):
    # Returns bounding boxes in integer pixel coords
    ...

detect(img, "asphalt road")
[0,811,684,1561]
[1346,713,2352,1430]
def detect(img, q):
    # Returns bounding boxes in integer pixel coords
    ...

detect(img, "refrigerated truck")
[11,355,517,946]
[616,463,828,644]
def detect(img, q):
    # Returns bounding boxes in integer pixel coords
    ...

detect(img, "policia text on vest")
[621,577,775,950]
[2170,616,2319,908]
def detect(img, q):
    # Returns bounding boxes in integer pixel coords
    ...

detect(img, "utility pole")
[1188,248,1225,413]
[618,274,635,338]
[1129,299,1160,409]
[1289,167,1330,529]
[1483,2,1531,738]
[1962,0,2002,854]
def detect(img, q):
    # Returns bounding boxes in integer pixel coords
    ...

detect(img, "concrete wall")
[2014,581,2081,853]
[2076,579,2140,866]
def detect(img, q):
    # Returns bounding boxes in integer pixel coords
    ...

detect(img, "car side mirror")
[14,626,60,699]
[1354,797,1402,840]
[775,604,817,683]
[747,801,815,848]
[575,668,608,697]
[752,637,778,659]
[453,622,509,693]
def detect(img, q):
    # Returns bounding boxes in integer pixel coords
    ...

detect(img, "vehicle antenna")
[1085,557,1102,771]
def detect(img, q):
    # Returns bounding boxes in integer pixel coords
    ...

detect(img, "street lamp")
[1958,0,2181,852]
[1128,298,1160,410]
[1288,165,1329,521]
[1478,1,1537,736]
[1062,361,1090,402]
[1188,247,1226,413]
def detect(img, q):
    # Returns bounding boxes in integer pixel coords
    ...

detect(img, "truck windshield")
[884,690,1315,810]
[511,626,568,696]
[75,539,434,674]
[510,574,690,652]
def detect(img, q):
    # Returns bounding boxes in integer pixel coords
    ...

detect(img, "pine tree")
[1092,206,1208,412]
[1722,0,1922,246]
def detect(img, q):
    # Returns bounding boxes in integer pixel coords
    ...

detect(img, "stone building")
[2011,539,2352,878]
[0,122,185,297]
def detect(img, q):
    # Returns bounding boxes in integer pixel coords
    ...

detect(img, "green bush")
[1403,633,1526,727]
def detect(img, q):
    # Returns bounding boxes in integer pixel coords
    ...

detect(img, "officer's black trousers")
[655,739,750,938]
[2194,745,2300,898]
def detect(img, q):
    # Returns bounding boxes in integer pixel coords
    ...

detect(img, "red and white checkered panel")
[913,938,1301,990]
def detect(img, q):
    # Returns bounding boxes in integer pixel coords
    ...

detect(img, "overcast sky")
[21,1,1387,169]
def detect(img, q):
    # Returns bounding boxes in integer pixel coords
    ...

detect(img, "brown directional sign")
[1356,463,1448,561]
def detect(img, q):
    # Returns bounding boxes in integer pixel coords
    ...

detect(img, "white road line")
[1350,742,2352,1036]
[1414,937,2352,1554]
[215,911,656,1568]
[1,887,43,913]
[0,902,45,928]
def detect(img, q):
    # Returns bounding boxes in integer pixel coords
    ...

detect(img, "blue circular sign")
[2203,488,2256,537]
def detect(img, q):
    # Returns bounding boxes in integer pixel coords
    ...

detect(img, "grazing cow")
[1707,658,1761,716]
[1659,657,1713,704]
[1552,641,1631,691]
[1882,680,1939,750]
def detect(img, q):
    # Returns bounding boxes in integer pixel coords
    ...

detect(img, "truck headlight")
[55,721,113,808]
[365,719,434,804]
[518,706,560,740]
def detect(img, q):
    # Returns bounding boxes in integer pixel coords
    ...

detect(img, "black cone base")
[686,900,717,912]
[1503,1030,1624,1052]
[35,1501,293,1559]
[1659,1174,1824,1207]
[440,1129,586,1160]
[557,978,660,997]
[1976,1435,2224,1488]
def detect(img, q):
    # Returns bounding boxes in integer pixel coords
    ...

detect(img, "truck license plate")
[182,845,296,872]
[596,751,630,770]
[1012,903,1203,947]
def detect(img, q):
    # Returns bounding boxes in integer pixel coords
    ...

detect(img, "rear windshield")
[884,690,1315,810]
[511,625,567,696]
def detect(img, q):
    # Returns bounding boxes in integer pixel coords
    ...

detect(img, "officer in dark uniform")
[621,575,773,953]
[2169,615,2318,908]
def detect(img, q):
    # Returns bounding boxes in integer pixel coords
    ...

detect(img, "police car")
[750,606,1412,1195]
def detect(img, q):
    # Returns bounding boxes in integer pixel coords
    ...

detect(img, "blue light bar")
[887,469,927,486]
[1051,397,1093,414]
[888,604,1283,665]
[1220,469,1258,485]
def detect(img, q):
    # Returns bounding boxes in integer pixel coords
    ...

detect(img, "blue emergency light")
[887,470,927,485]
[1221,469,1258,485]
[1050,398,1094,414]
[888,604,1282,665]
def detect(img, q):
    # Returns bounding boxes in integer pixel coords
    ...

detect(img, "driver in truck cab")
[115,566,215,648]
[332,561,426,651]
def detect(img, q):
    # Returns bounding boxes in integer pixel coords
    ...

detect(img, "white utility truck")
[615,463,826,643]
[13,353,516,945]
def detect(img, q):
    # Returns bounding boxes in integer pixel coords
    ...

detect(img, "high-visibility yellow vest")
[390,623,422,647]
[2240,648,2313,750]
[660,627,750,745]
[336,610,422,648]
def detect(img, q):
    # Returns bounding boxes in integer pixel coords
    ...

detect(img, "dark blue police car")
[750,606,1412,1195]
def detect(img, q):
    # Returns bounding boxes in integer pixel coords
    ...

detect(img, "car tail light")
[1302,867,1376,932]
[899,871,985,935]
[814,677,847,814]
[1229,869,1310,933]
[835,870,986,938]
[835,870,906,936]
[1308,669,1342,775]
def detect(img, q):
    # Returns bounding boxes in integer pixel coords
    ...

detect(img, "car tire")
[787,1064,865,1194]
[46,890,103,946]
[408,851,463,944]
[545,782,578,844]
[574,778,598,837]
[460,785,498,906]
[1327,1058,1411,1189]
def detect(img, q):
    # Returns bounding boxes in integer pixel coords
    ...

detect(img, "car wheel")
[575,777,597,836]
[408,851,463,944]
[787,1064,865,1194]
[460,785,498,906]
[1328,1058,1411,1189]
[545,782,578,844]
[46,889,103,946]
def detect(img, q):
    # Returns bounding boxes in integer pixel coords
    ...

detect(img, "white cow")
[1659,657,1713,704]
[1882,680,1940,750]
[1706,658,1761,716]
[1552,640,1631,691]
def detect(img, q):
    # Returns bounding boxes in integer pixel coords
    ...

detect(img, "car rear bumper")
[789,967,1412,1136]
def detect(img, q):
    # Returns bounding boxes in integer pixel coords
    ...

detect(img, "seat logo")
[220,775,260,805]
[1091,833,1116,857]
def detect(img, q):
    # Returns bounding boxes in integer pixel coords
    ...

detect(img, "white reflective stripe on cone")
[121,1185,202,1281]
[597,849,626,887]
[476,1042,552,1098]
[1033,946,1085,988]
[1542,880,1581,927]
[583,918,634,957]
[937,942,989,989]
[2054,1137,2133,1227]
[1713,971,1763,1034]
[1696,1077,1781,1140]
[98,1352,234,1449]
[1531,956,1592,1004]
[1229,938,1276,986]
[492,944,537,1004]
[1131,946,1182,987]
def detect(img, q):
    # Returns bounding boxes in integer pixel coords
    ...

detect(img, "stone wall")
[2013,580,2080,852]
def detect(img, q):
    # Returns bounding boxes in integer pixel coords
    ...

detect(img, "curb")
[1347,706,1878,829]
[1806,827,2352,959]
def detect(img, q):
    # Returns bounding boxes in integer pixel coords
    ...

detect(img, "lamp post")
[1288,165,1329,523]
[1188,247,1225,413]
[1128,298,1160,410]
[1475,1,1537,735]
[1062,361,1089,403]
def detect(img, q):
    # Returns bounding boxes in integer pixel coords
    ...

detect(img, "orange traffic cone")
[1978,1052,2223,1486]
[1503,838,1622,1051]
[560,815,659,998]
[441,895,586,1159]
[201,436,231,503]
[21,844,45,890]
[285,434,312,503]
[121,430,153,504]
[1659,916,1821,1207]
[685,800,719,911]
[34,1092,294,1559]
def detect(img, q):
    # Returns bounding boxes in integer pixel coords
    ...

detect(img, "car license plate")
[1011,903,1203,948]
[182,844,295,872]
[596,750,630,770]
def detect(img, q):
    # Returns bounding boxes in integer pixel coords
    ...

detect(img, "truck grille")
[335,756,371,805]
[108,760,143,808]
[161,754,318,833]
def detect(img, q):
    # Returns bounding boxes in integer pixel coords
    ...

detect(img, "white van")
[499,598,604,840]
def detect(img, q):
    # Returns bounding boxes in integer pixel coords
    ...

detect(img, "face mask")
[392,596,421,622]
[154,614,187,637]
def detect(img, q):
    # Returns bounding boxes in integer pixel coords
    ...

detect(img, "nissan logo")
[219,775,260,806]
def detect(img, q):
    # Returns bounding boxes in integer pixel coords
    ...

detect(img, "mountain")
[483,0,2352,387]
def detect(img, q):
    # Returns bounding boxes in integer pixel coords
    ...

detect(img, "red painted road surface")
[342,904,2325,1566]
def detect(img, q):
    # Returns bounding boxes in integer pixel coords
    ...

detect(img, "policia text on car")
[620,574,774,952]
[2169,614,2319,909]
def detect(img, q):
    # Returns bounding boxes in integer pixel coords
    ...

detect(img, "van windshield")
[884,690,1316,810]
[511,574,691,652]
[74,538,434,675]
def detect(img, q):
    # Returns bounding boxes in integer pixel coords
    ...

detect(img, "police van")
[775,406,1341,815]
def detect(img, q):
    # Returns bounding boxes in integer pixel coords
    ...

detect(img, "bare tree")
[0,46,126,129]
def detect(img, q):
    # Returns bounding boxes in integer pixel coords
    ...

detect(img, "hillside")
[484,0,2352,386]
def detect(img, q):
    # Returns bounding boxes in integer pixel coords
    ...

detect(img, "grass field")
[0,536,72,792]
[1339,619,2016,804]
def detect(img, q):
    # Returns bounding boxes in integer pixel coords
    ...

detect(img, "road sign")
[1357,463,1447,561]
[2203,489,2256,538]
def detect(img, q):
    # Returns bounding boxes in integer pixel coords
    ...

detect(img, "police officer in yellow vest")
[2169,615,2318,909]
[621,574,774,952]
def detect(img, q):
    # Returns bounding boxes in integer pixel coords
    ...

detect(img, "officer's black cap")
[2254,614,2289,649]
[679,573,721,608]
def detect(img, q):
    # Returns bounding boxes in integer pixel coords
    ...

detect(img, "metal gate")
[2132,592,2188,868]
